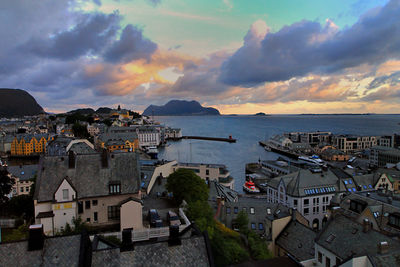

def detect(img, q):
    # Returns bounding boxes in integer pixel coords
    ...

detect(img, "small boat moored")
[243,180,260,193]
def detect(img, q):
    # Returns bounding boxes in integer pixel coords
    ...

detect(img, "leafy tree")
[72,122,89,138]
[247,231,272,260]
[60,216,87,235]
[8,194,34,221]
[103,119,112,127]
[186,200,215,234]
[211,229,250,266]
[0,168,14,204]
[234,210,249,235]
[166,168,209,204]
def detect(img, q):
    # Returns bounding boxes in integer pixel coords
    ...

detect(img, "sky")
[2,0,400,114]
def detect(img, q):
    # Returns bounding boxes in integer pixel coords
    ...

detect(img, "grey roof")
[0,234,82,267]
[268,169,339,197]
[92,235,211,267]
[316,214,400,266]
[98,132,138,143]
[35,152,141,202]
[15,133,50,142]
[208,181,238,203]
[275,220,316,261]
[69,142,96,154]
[7,164,38,180]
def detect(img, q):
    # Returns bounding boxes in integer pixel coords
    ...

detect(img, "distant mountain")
[253,112,269,116]
[67,108,95,115]
[142,100,220,116]
[0,88,44,117]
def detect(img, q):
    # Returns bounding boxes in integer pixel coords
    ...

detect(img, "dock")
[182,136,237,143]
[259,141,299,159]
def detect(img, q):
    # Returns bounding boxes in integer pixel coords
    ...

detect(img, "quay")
[259,141,299,159]
[181,135,237,143]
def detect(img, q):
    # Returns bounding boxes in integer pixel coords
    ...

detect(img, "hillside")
[142,100,220,116]
[0,88,44,117]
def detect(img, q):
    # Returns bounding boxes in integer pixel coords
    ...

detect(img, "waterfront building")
[268,135,292,148]
[96,132,139,152]
[164,127,182,139]
[173,162,234,189]
[108,126,161,148]
[332,135,378,153]
[369,146,400,167]
[11,134,53,156]
[34,151,142,235]
[264,168,356,230]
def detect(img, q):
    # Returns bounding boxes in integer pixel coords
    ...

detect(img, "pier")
[181,136,237,143]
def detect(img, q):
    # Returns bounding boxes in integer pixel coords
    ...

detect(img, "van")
[148,209,163,228]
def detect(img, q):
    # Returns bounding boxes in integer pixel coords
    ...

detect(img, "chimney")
[158,173,163,185]
[378,241,389,254]
[363,218,371,233]
[101,149,108,168]
[120,228,134,252]
[168,225,181,246]
[28,224,45,251]
[68,151,75,168]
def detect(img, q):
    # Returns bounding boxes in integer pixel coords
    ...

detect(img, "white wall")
[54,179,76,202]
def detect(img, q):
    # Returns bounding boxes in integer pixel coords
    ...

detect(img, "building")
[96,132,139,152]
[164,127,182,139]
[11,134,53,156]
[373,168,400,193]
[173,162,234,189]
[107,126,161,148]
[333,135,378,153]
[46,136,95,156]
[268,135,293,148]
[34,151,141,235]
[0,134,13,154]
[7,164,38,197]
[264,168,357,230]
[319,146,350,161]
[314,214,400,267]
[369,146,400,167]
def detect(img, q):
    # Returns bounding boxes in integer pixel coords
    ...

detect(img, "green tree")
[8,194,34,221]
[0,168,14,204]
[103,119,112,127]
[186,200,215,233]
[72,123,89,138]
[247,231,272,260]
[60,216,87,235]
[166,169,209,204]
[234,210,249,235]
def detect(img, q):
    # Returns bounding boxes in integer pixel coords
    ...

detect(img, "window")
[109,183,121,194]
[250,207,255,214]
[78,201,83,214]
[304,208,309,215]
[62,189,69,200]
[304,199,309,206]
[294,199,298,207]
[226,207,231,214]
[26,187,29,192]
[86,218,90,222]
[242,207,247,213]
[318,252,322,263]
[234,207,238,214]
[108,206,120,220]
[313,198,319,205]
[85,200,91,209]
[251,223,256,230]
[94,212,98,222]
[20,187,24,192]
[259,223,264,230]
[206,169,209,175]
[348,179,352,184]
[92,200,98,206]
[313,206,319,214]
[344,180,348,185]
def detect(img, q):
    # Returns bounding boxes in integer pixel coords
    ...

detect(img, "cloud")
[103,24,157,63]
[146,0,161,7]
[219,0,400,87]
[222,0,233,11]
[367,71,400,89]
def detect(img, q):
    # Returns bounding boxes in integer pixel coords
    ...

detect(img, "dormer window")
[109,182,121,194]
[388,213,400,229]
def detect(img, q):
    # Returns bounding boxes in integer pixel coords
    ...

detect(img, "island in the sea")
[142,100,220,116]
[253,112,269,116]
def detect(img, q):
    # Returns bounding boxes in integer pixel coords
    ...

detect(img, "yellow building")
[11,134,53,156]
[97,133,139,153]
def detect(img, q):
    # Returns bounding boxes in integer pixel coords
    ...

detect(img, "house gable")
[54,178,76,202]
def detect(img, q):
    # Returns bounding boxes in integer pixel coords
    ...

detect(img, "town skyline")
[2,0,400,114]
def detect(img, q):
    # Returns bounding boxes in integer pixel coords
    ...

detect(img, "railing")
[0,219,15,228]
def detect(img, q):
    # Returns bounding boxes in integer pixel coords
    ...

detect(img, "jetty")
[259,141,299,159]
[182,136,237,143]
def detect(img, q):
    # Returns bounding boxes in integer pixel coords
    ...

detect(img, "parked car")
[148,209,163,228]
[167,210,181,226]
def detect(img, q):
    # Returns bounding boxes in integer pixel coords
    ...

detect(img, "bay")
[156,115,400,192]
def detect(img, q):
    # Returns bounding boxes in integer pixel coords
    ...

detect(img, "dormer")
[54,177,76,202]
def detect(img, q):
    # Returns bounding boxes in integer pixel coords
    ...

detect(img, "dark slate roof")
[275,220,316,261]
[7,164,38,180]
[316,214,400,263]
[69,142,96,154]
[35,152,141,202]
[92,235,211,267]
[232,256,300,267]
[268,169,339,197]
[0,234,82,267]
[36,211,54,218]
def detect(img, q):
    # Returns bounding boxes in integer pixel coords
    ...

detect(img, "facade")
[369,146,400,167]
[173,162,234,189]
[268,135,293,148]
[8,164,38,197]
[108,126,161,148]
[34,151,141,235]
[164,127,182,139]
[11,134,53,156]
[333,135,378,153]
[319,146,350,161]
[264,168,357,229]
[96,132,139,152]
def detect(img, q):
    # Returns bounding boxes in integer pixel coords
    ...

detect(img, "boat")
[243,180,260,193]
[145,146,158,159]
[298,155,324,166]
